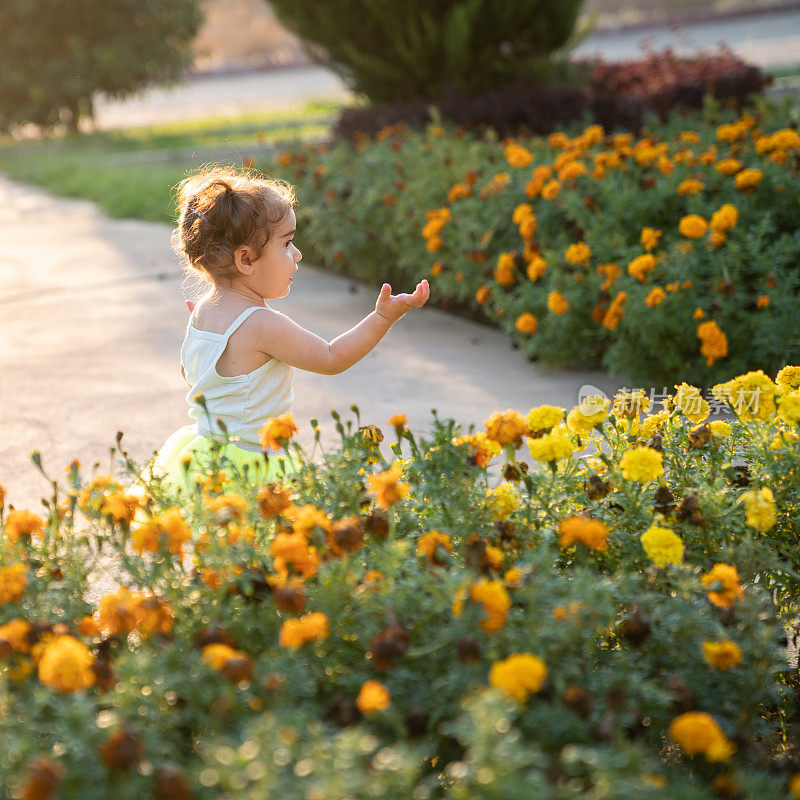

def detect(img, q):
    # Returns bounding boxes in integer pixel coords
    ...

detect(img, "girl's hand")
[375,280,430,324]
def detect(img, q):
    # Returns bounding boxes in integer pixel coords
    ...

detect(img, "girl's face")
[246,210,302,300]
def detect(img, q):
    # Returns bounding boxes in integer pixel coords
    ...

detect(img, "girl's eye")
[285,239,294,248]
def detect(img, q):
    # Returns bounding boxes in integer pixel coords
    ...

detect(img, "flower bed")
[1,368,799,797]
[269,103,800,386]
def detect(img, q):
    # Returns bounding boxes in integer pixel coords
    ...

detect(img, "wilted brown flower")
[369,620,410,671]
[99,728,143,771]
[562,685,594,719]
[21,756,65,800]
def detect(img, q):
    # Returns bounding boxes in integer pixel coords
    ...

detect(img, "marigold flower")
[0,618,31,652]
[709,229,727,248]
[487,483,521,521]
[669,712,735,761]
[425,236,442,252]
[512,203,534,225]
[77,474,121,515]
[368,463,410,509]
[257,483,292,519]
[98,587,141,636]
[741,486,776,531]
[710,203,738,231]
[558,161,587,181]
[679,215,708,238]
[470,579,512,631]
[715,158,742,176]
[38,635,96,693]
[518,215,536,241]
[640,525,684,568]
[601,291,627,330]
[677,179,704,196]
[526,405,564,433]
[565,242,591,264]
[357,679,391,713]
[484,409,528,447]
[776,366,800,395]
[0,563,27,605]
[671,382,710,422]
[702,563,744,607]
[566,395,609,435]
[417,530,451,564]
[504,141,533,168]
[528,428,574,463]
[627,254,656,282]
[259,413,299,451]
[697,320,729,366]
[202,642,240,670]
[526,255,547,282]
[278,611,329,649]
[558,516,609,552]
[547,291,569,315]
[709,420,731,438]
[612,390,651,419]
[778,390,800,425]
[3,509,45,544]
[515,312,538,334]
[489,653,547,702]
[540,179,561,199]
[132,507,191,556]
[702,640,742,671]
[645,287,666,306]
[447,183,471,202]
[99,492,141,524]
[204,492,248,523]
[20,756,65,800]
[475,285,491,304]
[640,227,661,251]
[620,447,663,482]
[734,168,763,190]
[712,370,776,420]
[789,773,800,799]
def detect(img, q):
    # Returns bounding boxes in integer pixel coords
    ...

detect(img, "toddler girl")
[146,166,429,490]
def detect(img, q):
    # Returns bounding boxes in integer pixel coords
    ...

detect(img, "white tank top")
[181,306,294,452]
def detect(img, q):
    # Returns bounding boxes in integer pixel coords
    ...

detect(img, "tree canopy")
[0,0,203,132]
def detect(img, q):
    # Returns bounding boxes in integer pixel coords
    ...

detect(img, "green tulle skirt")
[137,425,299,494]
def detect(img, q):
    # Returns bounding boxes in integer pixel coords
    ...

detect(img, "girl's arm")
[252,280,429,375]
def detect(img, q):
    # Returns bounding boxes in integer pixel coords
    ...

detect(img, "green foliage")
[266,0,586,103]
[0,0,203,132]
[267,100,800,386]
[0,380,799,797]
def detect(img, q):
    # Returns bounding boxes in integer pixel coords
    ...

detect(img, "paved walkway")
[0,177,623,509]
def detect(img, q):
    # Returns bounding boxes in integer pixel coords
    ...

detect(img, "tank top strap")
[221,306,267,341]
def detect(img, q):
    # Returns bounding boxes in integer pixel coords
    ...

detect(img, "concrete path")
[0,176,622,510]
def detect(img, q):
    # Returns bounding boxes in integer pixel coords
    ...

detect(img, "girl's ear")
[233,244,254,275]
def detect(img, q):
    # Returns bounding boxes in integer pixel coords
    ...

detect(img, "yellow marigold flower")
[677,179,704,196]
[702,563,744,608]
[470,579,512,631]
[566,395,610,435]
[37,635,96,693]
[715,158,742,176]
[504,142,533,168]
[98,587,141,636]
[671,382,710,422]
[620,447,663,482]
[388,414,407,429]
[679,215,708,238]
[259,413,299,452]
[526,255,547,281]
[0,618,31,652]
[77,474,121,515]
[640,525,684,568]
[417,530,451,563]
[628,254,657,283]
[357,679,391,713]
[734,168,763,190]
[512,203,534,224]
[0,563,27,605]
[558,161,587,181]
[710,203,738,231]
[453,433,499,469]
[485,545,504,571]
[278,611,329,649]
[487,483,521,521]
[135,595,173,637]
[489,653,547,702]
[558,515,610,552]
[526,405,564,433]
[778,390,800,425]
[504,567,522,586]
[712,370,777,420]
[789,773,800,799]
[640,227,662,251]
[547,291,569,315]
[697,320,729,367]
[669,712,735,761]
[741,486,776,531]
[716,122,746,142]
[368,463,410,509]
[484,409,528,447]
[565,242,591,264]
[645,287,666,306]
[3,509,45,544]
[709,420,731,438]
[612,390,651,419]
[702,640,742,671]
[131,507,191,556]
[515,312,538,334]
[640,410,669,438]
[99,492,141,524]
[202,643,240,670]
[528,427,574,463]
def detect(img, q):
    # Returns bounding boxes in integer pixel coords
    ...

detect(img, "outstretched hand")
[375,279,430,324]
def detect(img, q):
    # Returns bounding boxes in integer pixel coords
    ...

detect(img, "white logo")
[577,384,609,416]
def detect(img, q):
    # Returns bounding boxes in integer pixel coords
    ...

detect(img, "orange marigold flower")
[515,312,538,334]
[669,712,735,761]
[710,203,738,231]
[0,563,27,605]
[693,307,705,320]
[715,158,742,176]
[645,287,667,307]
[259,413,299,452]
[640,227,662,251]
[540,179,561,199]
[447,183,471,202]
[547,291,569,315]
[734,168,763,190]
[489,653,547,702]
[0,618,31,652]
[475,286,491,305]
[37,635,96,693]
[131,507,191,556]
[526,255,547,281]
[627,254,656,282]
[702,563,744,608]
[679,215,708,238]
[677,178,704,195]
[368,463,410,509]
[702,640,742,671]
[484,409,528,447]
[756,295,770,309]
[278,611,329,649]
[357,679,391,713]
[417,530,451,563]
[565,242,591,264]
[504,142,533,168]
[257,483,292,519]
[425,236,442,252]
[558,161,587,181]
[697,320,729,366]
[3,509,45,544]
[601,291,627,330]
[469,579,512,631]
[558,516,610,552]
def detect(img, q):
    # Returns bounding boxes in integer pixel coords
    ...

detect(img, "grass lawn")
[0,100,339,222]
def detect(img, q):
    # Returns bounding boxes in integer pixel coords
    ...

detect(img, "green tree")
[0,0,203,133]
[267,0,587,103]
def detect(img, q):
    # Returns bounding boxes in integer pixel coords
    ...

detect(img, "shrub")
[0,369,799,797]
[270,101,800,386]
